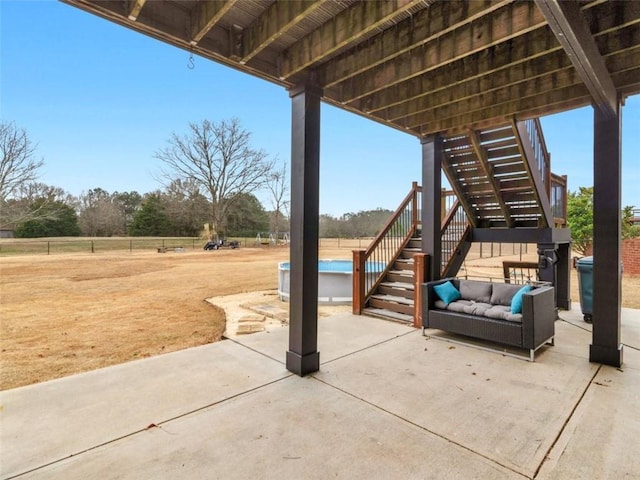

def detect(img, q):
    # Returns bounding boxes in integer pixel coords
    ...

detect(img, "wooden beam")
[385,58,573,122]
[412,67,639,135]
[534,0,618,118]
[242,1,325,64]
[403,68,587,129]
[468,130,513,228]
[384,46,639,124]
[333,2,547,103]
[319,0,509,87]
[280,0,427,80]
[190,0,237,46]
[352,2,640,115]
[127,0,146,21]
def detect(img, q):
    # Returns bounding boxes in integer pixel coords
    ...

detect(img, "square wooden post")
[421,135,443,281]
[286,81,322,376]
[590,102,623,367]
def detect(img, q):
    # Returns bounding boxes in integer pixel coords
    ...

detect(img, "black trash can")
[576,256,593,323]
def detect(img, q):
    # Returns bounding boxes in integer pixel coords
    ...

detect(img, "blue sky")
[2,1,639,216]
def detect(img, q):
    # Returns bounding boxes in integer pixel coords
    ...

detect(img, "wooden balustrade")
[352,182,421,314]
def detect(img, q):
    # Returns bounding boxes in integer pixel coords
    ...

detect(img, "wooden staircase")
[441,120,552,229]
[363,236,421,322]
[353,119,563,325]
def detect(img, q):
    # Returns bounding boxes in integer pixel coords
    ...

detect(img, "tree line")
[567,186,639,256]
[1,119,392,240]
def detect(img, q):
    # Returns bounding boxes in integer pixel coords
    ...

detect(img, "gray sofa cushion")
[490,283,524,307]
[436,299,472,312]
[459,280,492,303]
[462,302,493,316]
[484,305,523,323]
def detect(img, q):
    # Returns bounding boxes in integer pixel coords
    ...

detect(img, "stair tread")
[371,294,415,306]
[380,281,414,290]
[387,270,413,276]
[362,307,413,323]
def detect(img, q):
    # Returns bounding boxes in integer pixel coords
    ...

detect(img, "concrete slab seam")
[319,329,419,366]
[4,374,293,480]
[310,375,529,479]
[532,364,603,478]
[559,318,640,356]
[225,337,286,365]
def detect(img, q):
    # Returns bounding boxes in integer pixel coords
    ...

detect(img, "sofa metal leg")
[529,349,535,362]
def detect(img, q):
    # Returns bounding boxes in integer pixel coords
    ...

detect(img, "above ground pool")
[278,259,384,305]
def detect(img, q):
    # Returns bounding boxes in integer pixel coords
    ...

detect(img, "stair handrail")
[440,199,471,276]
[523,118,552,197]
[550,173,568,225]
[514,119,553,227]
[352,182,421,314]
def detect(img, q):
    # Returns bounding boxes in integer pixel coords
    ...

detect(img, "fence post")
[47,241,50,255]
[352,250,365,315]
[130,239,133,252]
[91,241,94,253]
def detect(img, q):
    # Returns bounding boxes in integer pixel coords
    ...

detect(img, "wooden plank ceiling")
[61,0,640,137]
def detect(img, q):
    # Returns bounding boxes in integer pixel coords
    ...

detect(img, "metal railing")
[522,118,551,196]
[550,173,568,225]
[440,199,470,275]
[353,183,421,314]
[353,185,464,314]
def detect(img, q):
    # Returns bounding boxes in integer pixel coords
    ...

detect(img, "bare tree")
[0,121,43,201]
[155,118,273,238]
[78,188,125,236]
[162,178,210,236]
[0,121,45,228]
[2,183,73,229]
[266,161,289,244]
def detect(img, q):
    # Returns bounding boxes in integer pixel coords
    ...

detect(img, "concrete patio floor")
[2,305,639,479]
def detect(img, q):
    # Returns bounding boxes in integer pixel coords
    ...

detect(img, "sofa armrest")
[421,278,458,328]
[521,286,556,349]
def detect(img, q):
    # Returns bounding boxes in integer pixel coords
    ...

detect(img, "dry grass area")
[1,244,638,390]
[0,247,313,390]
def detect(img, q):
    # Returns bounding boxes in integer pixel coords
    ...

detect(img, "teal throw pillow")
[510,285,533,314]
[433,281,461,306]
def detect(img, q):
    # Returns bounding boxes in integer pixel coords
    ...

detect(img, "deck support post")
[286,81,321,376]
[421,135,443,281]
[555,242,571,310]
[536,241,571,310]
[590,102,623,367]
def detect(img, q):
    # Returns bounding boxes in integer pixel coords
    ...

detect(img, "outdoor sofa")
[422,278,556,361]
